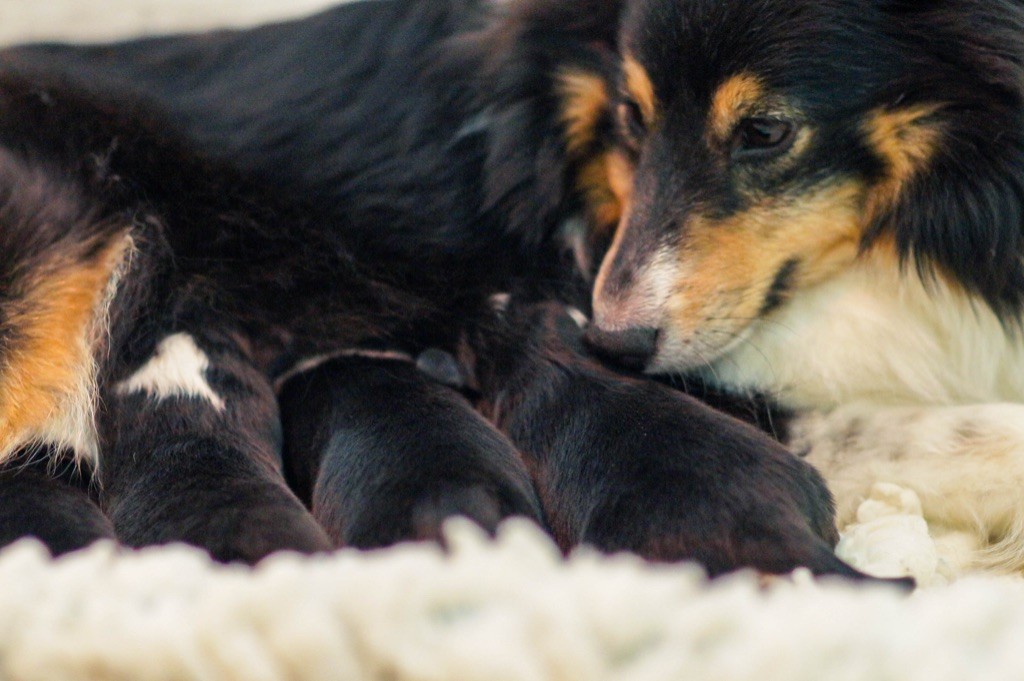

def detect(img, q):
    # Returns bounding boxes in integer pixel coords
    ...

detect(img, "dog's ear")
[861,7,1024,316]
[436,0,624,250]
[495,0,626,268]
[864,102,1024,315]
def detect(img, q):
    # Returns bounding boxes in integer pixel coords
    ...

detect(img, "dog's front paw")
[793,402,1024,575]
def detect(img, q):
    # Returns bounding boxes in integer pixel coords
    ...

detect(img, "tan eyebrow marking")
[708,73,765,140]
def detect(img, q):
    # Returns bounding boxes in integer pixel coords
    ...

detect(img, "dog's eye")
[732,118,795,158]
[617,99,647,143]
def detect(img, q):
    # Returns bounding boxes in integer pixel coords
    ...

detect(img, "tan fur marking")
[0,235,130,462]
[577,150,635,236]
[605,150,635,208]
[669,182,867,333]
[708,73,764,141]
[666,104,941,340]
[557,68,612,157]
[593,182,636,306]
[864,105,943,219]
[623,56,657,123]
[557,69,635,235]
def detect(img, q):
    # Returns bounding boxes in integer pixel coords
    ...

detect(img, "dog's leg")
[98,329,331,564]
[279,354,542,549]
[792,403,1024,572]
[0,452,115,556]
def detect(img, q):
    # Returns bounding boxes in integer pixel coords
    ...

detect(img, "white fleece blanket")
[0,2,1017,679]
[1,520,1023,681]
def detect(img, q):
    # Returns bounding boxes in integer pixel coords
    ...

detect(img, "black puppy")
[0,0,863,578]
[279,353,541,548]
[472,300,887,579]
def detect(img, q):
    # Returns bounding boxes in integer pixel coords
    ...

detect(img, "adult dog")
[0,0,883,579]
[578,0,1024,572]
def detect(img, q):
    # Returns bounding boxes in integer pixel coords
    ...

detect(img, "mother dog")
[581,0,1024,571]
[0,0,879,579]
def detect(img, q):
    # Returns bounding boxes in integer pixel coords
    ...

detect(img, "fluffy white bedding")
[0,2,1017,679]
[2,520,1024,681]
[0,0,338,45]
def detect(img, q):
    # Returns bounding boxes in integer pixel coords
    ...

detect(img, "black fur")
[0,0,872,578]
[607,0,1024,316]
[473,301,894,580]
[866,1,1024,315]
[279,354,541,548]
[0,452,114,556]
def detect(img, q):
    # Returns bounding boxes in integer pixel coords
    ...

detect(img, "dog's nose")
[584,326,659,370]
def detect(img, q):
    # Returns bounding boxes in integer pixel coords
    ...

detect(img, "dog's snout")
[585,326,659,370]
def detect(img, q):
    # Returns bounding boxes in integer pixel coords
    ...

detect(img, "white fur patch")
[793,403,1024,573]
[666,254,1024,574]
[567,308,590,329]
[116,334,225,411]
[695,257,1024,410]
[489,293,512,313]
[558,215,594,279]
[593,246,680,332]
[453,110,493,142]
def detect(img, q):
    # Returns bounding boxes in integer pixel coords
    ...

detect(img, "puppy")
[0,0,862,577]
[474,299,897,580]
[581,0,1024,571]
[278,352,541,548]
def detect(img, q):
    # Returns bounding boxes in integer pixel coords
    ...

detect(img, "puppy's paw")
[416,348,471,390]
[197,487,335,564]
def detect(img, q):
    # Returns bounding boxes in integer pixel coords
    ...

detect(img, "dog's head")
[575,0,1024,374]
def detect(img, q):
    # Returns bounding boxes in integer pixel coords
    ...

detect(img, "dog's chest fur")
[704,257,1024,411]
[702,258,1024,571]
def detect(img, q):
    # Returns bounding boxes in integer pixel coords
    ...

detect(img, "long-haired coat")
[572,0,1024,572]
[0,0,888,579]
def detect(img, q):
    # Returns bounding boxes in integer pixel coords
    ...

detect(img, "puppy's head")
[581,0,1024,373]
